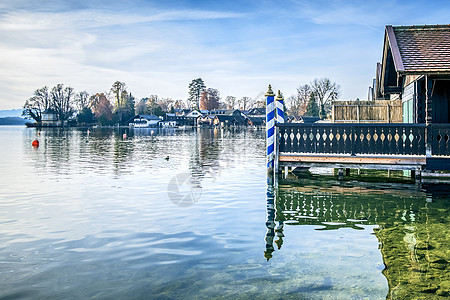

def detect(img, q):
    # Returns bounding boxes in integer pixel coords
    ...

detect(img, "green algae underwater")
[275,171,449,299]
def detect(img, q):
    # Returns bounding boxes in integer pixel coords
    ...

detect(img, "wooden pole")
[274,90,285,174]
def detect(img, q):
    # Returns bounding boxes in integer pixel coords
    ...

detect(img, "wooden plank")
[279,154,426,165]
[426,157,450,170]
[280,162,422,171]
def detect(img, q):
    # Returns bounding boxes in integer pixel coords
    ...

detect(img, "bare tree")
[173,100,186,110]
[200,88,220,111]
[110,81,128,122]
[224,96,236,109]
[136,98,147,114]
[51,83,75,121]
[238,96,252,111]
[310,78,340,118]
[74,91,90,111]
[158,97,175,112]
[287,84,311,116]
[22,86,51,123]
[110,81,127,108]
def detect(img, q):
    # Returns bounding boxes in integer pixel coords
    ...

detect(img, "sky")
[0,0,449,109]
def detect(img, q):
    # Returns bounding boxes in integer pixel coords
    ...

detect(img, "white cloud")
[1,0,449,109]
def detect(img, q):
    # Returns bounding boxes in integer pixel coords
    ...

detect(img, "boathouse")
[333,25,450,124]
[377,25,450,123]
[267,25,450,176]
[41,109,62,127]
[129,115,161,127]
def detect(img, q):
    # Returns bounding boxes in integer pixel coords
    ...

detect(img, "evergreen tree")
[77,107,95,124]
[188,78,206,109]
[305,93,319,117]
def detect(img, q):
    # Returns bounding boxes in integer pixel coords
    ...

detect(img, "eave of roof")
[386,25,405,72]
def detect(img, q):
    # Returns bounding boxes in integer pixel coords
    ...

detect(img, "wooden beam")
[279,154,426,166]
[426,75,433,124]
[383,86,402,94]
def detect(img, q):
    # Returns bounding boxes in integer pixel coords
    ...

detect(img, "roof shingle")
[392,25,450,73]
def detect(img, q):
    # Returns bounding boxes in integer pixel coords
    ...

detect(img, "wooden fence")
[332,100,402,123]
[276,123,450,171]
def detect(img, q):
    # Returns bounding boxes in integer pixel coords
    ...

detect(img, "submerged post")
[274,90,285,174]
[266,85,276,173]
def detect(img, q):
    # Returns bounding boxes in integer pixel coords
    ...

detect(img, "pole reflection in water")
[265,176,284,261]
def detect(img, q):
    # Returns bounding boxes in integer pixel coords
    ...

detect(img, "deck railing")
[429,124,450,156]
[278,123,450,157]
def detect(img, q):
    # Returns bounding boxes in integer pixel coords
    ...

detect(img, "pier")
[275,123,450,174]
[265,86,450,180]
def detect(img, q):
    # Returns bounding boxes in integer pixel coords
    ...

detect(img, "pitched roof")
[387,25,450,74]
[136,115,160,120]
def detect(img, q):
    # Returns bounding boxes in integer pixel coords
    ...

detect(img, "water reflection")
[268,174,449,298]
[23,126,265,204]
[265,178,284,261]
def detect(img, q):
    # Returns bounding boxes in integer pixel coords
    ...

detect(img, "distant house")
[185,110,202,118]
[41,109,61,127]
[300,116,320,123]
[130,115,161,127]
[245,108,266,116]
[197,115,214,127]
[208,109,244,117]
[160,120,177,128]
[246,116,265,127]
[166,113,196,126]
[374,25,450,123]
[213,114,247,127]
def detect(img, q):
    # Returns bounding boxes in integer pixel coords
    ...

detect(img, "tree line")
[286,78,341,119]
[22,77,340,125]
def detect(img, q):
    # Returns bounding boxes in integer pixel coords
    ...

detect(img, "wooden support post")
[274,126,280,174]
[425,75,433,124]
[414,168,422,183]
[356,105,360,123]
[387,104,391,123]
[351,125,356,156]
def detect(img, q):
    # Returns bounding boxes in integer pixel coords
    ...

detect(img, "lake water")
[0,126,448,299]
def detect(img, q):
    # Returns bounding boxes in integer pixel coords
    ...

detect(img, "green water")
[0,126,448,299]
[275,174,449,299]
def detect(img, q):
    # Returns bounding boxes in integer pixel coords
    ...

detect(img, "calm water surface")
[0,126,448,299]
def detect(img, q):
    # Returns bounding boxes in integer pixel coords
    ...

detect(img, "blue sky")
[0,0,449,109]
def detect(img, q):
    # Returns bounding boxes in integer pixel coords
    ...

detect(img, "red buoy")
[32,140,39,147]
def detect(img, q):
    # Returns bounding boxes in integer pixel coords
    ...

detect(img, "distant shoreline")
[0,117,27,126]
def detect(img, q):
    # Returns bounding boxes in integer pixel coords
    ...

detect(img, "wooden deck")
[275,123,450,173]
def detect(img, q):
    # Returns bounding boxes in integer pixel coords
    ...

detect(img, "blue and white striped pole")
[273,90,285,174]
[275,90,285,124]
[266,85,276,172]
